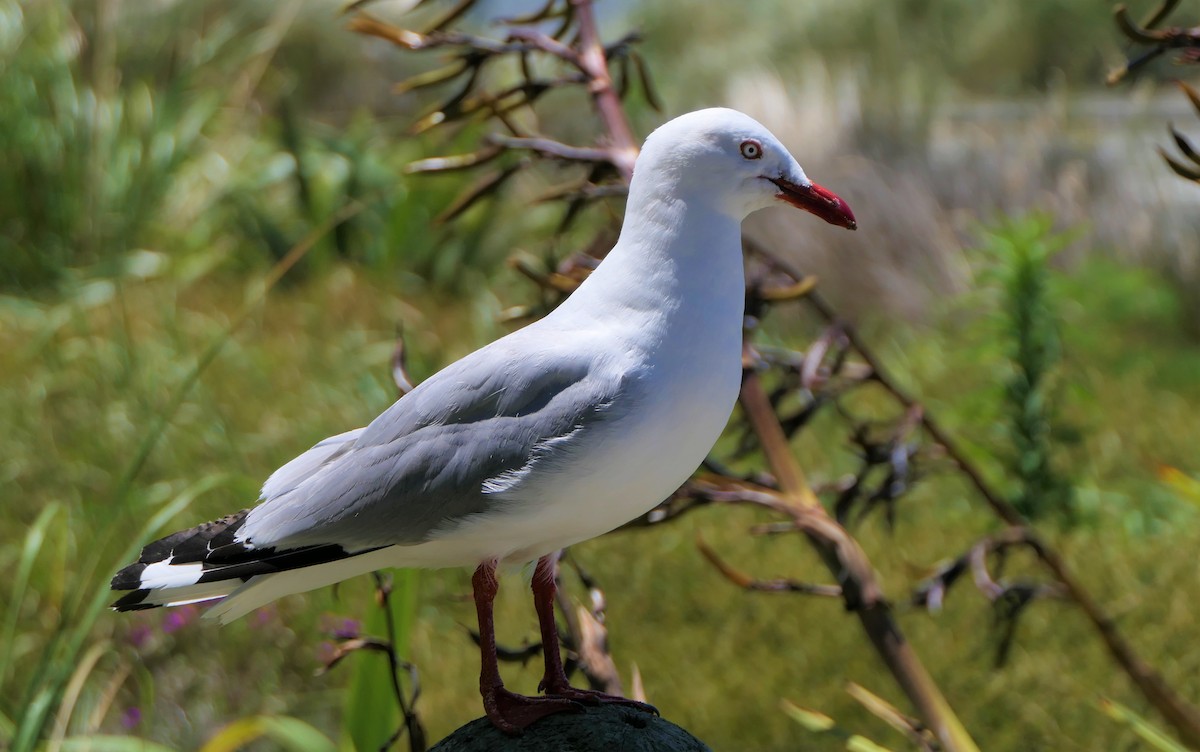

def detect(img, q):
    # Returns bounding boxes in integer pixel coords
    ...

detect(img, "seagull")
[110,107,856,733]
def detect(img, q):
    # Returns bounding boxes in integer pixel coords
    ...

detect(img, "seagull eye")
[739,140,763,160]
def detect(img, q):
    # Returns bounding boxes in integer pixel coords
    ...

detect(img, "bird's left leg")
[531,552,658,715]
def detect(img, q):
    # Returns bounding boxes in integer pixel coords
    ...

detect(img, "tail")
[110,510,391,624]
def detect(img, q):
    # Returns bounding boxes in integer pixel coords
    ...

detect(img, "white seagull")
[111,107,856,733]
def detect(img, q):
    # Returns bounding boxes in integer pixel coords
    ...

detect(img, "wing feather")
[239,336,626,551]
[260,428,364,500]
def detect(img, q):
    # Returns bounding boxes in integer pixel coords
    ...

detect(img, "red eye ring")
[740,140,763,160]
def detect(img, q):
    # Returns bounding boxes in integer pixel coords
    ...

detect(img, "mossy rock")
[430,704,711,752]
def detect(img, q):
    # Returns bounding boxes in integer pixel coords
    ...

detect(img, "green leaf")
[847,737,898,752]
[780,699,835,731]
[0,502,61,691]
[780,699,898,751]
[199,717,337,752]
[1099,698,1190,752]
[1158,465,1200,509]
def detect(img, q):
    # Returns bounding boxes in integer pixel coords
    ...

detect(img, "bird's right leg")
[472,560,581,734]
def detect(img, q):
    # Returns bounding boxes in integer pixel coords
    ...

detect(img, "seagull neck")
[574,189,743,309]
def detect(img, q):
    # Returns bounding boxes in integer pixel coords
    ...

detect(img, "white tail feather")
[139,559,206,590]
[203,546,401,624]
[138,580,241,608]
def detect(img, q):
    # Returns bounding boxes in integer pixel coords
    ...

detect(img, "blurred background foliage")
[3,0,1200,750]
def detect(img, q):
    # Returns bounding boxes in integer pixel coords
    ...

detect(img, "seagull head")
[633,107,856,229]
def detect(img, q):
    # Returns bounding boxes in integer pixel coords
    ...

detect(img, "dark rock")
[430,704,711,752]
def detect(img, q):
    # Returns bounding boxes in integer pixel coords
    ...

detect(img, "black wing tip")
[111,589,156,612]
[111,562,147,591]
[136,509,251,566]
[111,509,252,596]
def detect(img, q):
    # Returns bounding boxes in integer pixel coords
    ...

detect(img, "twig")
[569,0,639,181]
[485,134,612,163]
[1108,0,1196,83]
[735,368,980,751]
[846,682,937,752]
[558,554,625,694]
[697,537,841,597]
[372,572,426,752]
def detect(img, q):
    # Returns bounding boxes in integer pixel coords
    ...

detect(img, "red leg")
[531,554,658,716]
[532,553,572,693]
[472,560,580,735]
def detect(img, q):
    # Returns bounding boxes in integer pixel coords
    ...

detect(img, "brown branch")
[405,144,505,175]
[535,182,628,205]
[349,16,526,55]
[485,134,612,163]
[697,537,841,597]
[505,27,580,64]
[1108,1,1198,83]
[570,0,638,182]
[736,370,979,751]
[1114,0,1190,45]
[746,237,1026,526]
[1034,540,1200,746]
[1144,0,1184,31]
[739,364,819,511]
[391,329,416,397]
[556,556,624,694]
[962,529,1065,603]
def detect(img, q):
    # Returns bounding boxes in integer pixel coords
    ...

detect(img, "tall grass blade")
[9,477,222,752]
[0,503,61,692]
[46,641,110,751]
[1100,698,1191,752]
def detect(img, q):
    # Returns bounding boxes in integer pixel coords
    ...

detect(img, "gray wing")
[240,337,626,551]
[260,428,365,500]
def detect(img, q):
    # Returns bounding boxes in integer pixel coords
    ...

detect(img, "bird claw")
[483,686,584,735]
[539,682,659,716]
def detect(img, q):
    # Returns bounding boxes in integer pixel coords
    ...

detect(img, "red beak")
[768,177,857,230]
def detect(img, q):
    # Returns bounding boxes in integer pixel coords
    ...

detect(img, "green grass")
[3,247,1198,750]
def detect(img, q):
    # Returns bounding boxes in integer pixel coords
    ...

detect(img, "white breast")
[397,188,749,568]
[421,253,745,565]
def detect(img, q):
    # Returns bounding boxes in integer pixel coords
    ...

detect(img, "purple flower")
[161,604,198,634]
[321,613,361,640]
[334,618,361,640]
[126,623,153,650]
[250,605,276,628]
[120,707,142,730]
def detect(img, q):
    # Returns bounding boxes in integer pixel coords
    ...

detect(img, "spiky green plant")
[982,216,1078,523]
